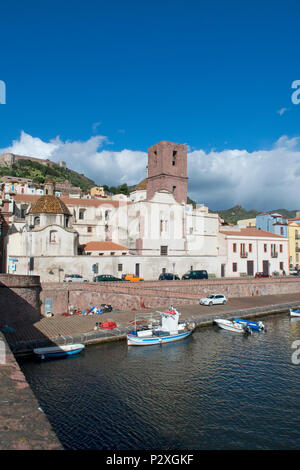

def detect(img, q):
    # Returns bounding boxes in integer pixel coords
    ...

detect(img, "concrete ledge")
[0,333,63,450]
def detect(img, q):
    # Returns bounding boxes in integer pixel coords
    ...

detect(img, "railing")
[271,252,278,258]
[240,252,248,258]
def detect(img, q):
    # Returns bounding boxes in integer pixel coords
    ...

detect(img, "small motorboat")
[289,308,300,317]
[232,318,266,331]
[127,307,195,346]
[214,319,251,334]
[33,343,85,359]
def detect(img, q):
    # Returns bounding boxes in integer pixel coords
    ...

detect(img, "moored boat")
[33,343,85,359]
[289,308,300,317]
[214,319,251,334]
[127,307,195,346]
[232,318,266,331]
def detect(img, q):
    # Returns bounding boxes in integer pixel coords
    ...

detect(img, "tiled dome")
[29,195,71,215]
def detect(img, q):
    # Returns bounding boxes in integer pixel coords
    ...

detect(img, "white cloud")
[1,131,300,211]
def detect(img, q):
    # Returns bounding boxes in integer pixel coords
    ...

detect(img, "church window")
[34,216,40,226]
[50,230,57,243]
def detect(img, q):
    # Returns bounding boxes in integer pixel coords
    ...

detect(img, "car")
[158,273,180,280]
[121,274,144,282]
[63,274,89,283]
[289,268,300,276]
[200,294,227,306]
[94,274,123,282]
[182,270,208,280]
[255,272,270,278]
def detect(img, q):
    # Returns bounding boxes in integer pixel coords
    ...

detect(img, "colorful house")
[256,212,288,237]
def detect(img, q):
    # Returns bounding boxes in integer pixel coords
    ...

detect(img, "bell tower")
[146,141,188,204]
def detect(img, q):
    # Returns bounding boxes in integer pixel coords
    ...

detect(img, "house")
[220,227,289,277]
[287,221,300,269]
[256,212,288,237]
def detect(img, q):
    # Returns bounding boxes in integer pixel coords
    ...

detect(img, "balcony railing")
[240,252,248,258]
[271,251,278,258]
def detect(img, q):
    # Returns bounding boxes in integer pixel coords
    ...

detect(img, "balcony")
[271,251,278,258]
[240,252,248,258]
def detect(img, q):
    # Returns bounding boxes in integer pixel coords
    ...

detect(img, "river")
[18,312,300,450]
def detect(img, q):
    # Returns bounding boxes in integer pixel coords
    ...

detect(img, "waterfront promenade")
[3,292,300,355]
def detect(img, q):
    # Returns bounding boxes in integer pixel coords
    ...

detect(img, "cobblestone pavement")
[3,293,300,353]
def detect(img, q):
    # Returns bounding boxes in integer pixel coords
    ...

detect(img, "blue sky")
[1,0,300,209]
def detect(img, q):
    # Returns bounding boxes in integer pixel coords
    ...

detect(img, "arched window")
[34,216,40,226]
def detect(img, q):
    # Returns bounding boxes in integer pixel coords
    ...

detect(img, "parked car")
[289,268,300,276]
[200,294,227,306]
[122,274,144,282]
[182,270,208,280]
[158,273,180,280]
[63,274,89,283]
[255,272,270,278]
[94,274,123,282]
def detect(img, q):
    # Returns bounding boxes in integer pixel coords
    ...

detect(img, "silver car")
[200,294,227,306]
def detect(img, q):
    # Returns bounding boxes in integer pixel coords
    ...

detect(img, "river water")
[18,313,300,450]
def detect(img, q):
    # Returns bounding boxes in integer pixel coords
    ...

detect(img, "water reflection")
[19,313,300,450]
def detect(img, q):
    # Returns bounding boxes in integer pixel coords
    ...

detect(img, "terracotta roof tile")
[83,241,129,251]
[30,195,71,215]
[220,228,287,238]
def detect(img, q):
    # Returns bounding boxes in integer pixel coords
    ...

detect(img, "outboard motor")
[258,321,266,331]
[243,324,252,335]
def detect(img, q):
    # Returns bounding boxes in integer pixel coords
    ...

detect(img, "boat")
[127,307,195,346]
[289,308,300,317]
[214,319,251,334]
[232,318,266,331]
[33,343,85,359]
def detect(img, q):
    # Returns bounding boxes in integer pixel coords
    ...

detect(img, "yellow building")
[90,186,105,197]
[288,221,300,268]
[237,218,256,227]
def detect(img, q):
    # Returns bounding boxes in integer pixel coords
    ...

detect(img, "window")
[110,252,115,256]
[280,227,284,235]
[232,262,237,272]
[49,230,57,243]
[233,243,237,253]
[280,244,283,253]
[172,186,176,194]
[34,216,40,226]
[264,244,267,253]
[160,245,168,256]
[79,210,85,220]
[172,150,177,166]
[118,264,123,272]
[87,226,92,233]
[280,262,284,271]
[249,244,252,253]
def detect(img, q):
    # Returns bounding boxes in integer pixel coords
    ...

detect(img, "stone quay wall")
[0,274,41,328]
[40,277,300,314]
[0,332,62,449]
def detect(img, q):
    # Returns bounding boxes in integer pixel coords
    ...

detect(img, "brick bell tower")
[146,141,188,204]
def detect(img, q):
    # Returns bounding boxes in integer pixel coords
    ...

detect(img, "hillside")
[0,159,97,192]
[210,205,297,225]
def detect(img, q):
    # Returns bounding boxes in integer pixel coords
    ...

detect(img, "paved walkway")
[3,292,300,355]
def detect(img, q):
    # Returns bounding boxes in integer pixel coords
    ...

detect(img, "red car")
[255,272,270,278]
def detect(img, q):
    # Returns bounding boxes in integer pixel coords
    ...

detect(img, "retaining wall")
[0,274,41,328]
[40,277,300,314]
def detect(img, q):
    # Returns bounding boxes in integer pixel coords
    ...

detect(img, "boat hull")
[127,330,192,346]
[33,344,85,359]
[233,318,265,331]
[289,308,300,317]
[214,319,249,334]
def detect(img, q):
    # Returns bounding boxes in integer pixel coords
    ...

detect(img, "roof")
[135,179,147,190]
[13,194,129,208]
[30,195,71,215]
[82,241,129,251]
[220,227,287,239]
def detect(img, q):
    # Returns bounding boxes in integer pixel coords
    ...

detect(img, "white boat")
[289,308,300,317]
[127,307,195,346]
[33,343,85,359]
[214,319,251,334]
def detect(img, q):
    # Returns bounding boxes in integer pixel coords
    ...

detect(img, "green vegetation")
[0,159,97,192]
[210,204,297,225]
